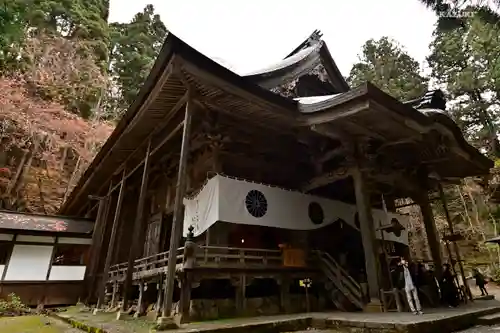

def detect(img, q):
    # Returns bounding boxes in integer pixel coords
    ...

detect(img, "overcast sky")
[108,0,438,77]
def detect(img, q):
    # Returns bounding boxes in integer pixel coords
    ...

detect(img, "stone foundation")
[189,294,327,322]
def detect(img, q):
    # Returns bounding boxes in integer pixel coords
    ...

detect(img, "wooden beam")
[66,64,175,213]
[302,100,370,125]
[310,124,343,140]
[96,169,126,309]
[108,121,184,194]
[126,63,175,132]
[163,95,194,317]
[344,120,386,140]
[121,92,188,168]
[372,100,482,168]
[318,147,345,164]
[413,173,443,278]
[178,62,295,121]
[438,182,471,300]
[302,167,351,192]
[85,181,114,304]
[84,191,108,304]
[352,160,382,305]
[121,139,152,312]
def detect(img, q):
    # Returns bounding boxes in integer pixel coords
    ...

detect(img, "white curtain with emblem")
[183,175,409,245]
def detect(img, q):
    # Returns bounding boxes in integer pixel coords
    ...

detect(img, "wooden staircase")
[314,251,364,311]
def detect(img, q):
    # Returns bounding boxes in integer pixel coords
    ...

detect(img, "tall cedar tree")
[25,0,110,63]
[427,13,500,157]
[348,37,428,101]
[109,4,167,115]
[419,0,500,31]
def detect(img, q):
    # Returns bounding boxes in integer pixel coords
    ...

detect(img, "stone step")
[477,312,500,326]
[475,295,495,301]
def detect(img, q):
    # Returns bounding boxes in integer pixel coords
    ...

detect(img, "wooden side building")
[59,31,492,322]
[0,210,93,306]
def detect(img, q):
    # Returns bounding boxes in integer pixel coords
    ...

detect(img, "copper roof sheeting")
[243,33,349,94]
[0,210,93,234]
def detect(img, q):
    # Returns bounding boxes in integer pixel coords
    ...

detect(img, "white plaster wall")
[0,234,14,241]
[16,235,55,243]
[4,245,53,281]
[48,266,86,281]
[0,264,4,278]
[57,237,91,245]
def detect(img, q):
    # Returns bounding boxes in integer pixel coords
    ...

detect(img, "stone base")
[116,311,128,320]
[92,308,103,315]
[364,298,383,312]
[155,316,180,330]
[146,310,159,321]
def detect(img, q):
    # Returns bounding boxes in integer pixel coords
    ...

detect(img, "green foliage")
[419,0,500,31]
[25,0,110,62]
[0,293,29,315]
[0,0,28,70]
[427,13,500,157]
[347,37,429,101]
[0,1,167,120]
[108,4,167,116]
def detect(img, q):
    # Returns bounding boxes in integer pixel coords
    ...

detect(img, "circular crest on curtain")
[245,190,268,218]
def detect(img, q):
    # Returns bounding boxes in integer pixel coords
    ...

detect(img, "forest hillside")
[1,2,500,275]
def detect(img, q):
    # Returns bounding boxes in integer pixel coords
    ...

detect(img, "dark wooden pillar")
[438,183,471,300]
[235,275,246,314]
[96,170,127,310]
[121,140,152,313]
[279,277,291,313]
[415,190,443,275]
[162,97,194,318]
[179,274,192,322]
[134,282,145,318]
[155,277,164,317]
[110,281,118,309]
[351,164,382,309]
[85,194,108,304]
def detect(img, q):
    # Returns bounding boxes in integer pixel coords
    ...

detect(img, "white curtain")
[183,175,409,245]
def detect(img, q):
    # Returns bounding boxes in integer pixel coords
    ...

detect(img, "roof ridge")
[285,29,324,59]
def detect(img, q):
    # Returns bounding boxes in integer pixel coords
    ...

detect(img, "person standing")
[399,258,423,315]
[441,264,459,307]
[473,268,488,296]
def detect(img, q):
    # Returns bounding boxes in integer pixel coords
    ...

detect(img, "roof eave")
[59,33,299,215]
[319,43,350,92]
[299,82,493,174]
[59,34,178,215]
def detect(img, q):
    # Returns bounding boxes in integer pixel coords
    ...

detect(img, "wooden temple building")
[59,30,493,322]
[0,210,93,306]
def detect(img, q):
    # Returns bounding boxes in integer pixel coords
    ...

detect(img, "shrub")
[0,293,30,316]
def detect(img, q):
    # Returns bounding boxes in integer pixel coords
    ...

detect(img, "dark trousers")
[478,284,488,296]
